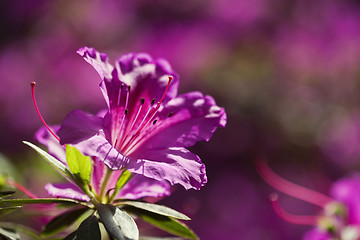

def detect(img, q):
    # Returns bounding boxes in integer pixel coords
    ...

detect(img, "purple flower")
[58,47,227,190]
[303,229,332,240]
[35,126,171,202]
[257,161,360,240]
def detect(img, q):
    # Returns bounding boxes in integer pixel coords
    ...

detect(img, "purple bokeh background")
[1,0,360,239]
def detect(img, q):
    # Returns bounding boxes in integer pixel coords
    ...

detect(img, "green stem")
[99,168,113,203]
[108,169,133,203]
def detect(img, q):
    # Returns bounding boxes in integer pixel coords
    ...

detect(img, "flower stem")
[99,168,113,203]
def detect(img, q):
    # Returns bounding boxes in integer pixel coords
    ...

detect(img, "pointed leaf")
[115,169,132,190]
[97,204,138,240]
[63,231,77,240]
[109,169,132,202]
[23,141,73,180]
[125,207,197,240]
[0,191,16,198]
[140,237,182,240]
[0,198,85,205]
[42,207,88,236]
[63,216,101,240]
[66,145,92,185]
[0,227,20,240]
[76,215,101,240]
[119,201,190,220]
[0,206,22,211]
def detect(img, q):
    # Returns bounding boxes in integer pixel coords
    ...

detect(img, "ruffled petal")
[330,174,360,225]
[45,182,90,201]
[77,47,114,81]
[34,126,66,164]
[127,147,207,190]
[104,53,180,141]
[58,109,104,145]
[70,134,130,170]
[114,52,179,101]
[129,91,226,155]
[303,228,331,240]
[118,174,171,200]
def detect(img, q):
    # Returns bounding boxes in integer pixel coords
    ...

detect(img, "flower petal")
[70,134,130,170]
[118,174,171,200]
[303,228,331,240]
[330,174,360,225]
[58,109,104,145]
[131,91,226,155]
[34,126,66,164]
[77,47,113,81]
[45,182,90,201]
[114,52,179,101]
[127,147,207,190]
[104,53,179,126]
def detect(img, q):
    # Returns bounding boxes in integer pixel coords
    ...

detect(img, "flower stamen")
[120,76,173,154]
[114,86,131,149]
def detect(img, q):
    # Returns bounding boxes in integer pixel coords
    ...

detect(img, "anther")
[168,112,173,117]
[152,120,158,125]
[140,97,145,105]
[124,109,128,115]
[151,99,156,106]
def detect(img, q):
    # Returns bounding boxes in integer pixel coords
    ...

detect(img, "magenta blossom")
[257,161,360,240]
[58,47,227,190]
[35,126,171,202]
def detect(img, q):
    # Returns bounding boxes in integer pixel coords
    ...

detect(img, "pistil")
[270,193,319,226]
[31,82,60,142]
[256,160,332,207]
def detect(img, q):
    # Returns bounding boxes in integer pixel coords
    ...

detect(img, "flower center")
[111,76,173,156]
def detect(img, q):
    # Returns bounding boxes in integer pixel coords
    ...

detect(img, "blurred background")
[1,0,360,239]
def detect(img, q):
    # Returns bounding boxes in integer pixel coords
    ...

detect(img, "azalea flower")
[257,161,360,240]
[58,47,227,190]
[35,126,171,203]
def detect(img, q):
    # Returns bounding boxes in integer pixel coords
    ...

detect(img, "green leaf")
[42,207,88,236]
[0,198,85,205]
[63,216,101,240]
[125,207,197,240]
[66,145,92,185]
[109,169,132,202]
[0,206,22,211]
[63,231,77,240]
[119,201,190,220]
[76,215,101,240]
[115,169,132,190]
[23,141,73,180]
[0,227,20,240]
[97,204,139,240]
[140,237,182,240]
[0,191,16,198]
